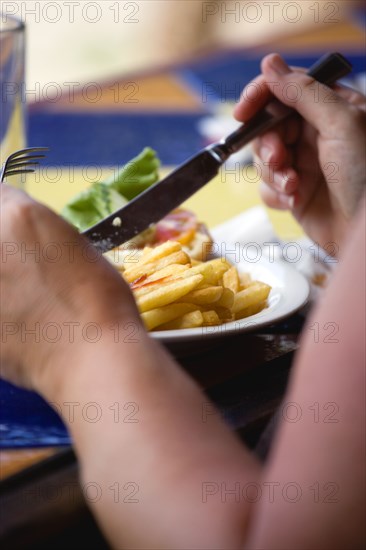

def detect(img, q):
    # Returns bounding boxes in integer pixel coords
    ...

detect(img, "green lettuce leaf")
[61,183,128,232]
[105,147,160,200]
[62,148,160,231]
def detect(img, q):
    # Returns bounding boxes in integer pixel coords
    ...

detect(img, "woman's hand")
[0,184,141,394]
[234,53,366,252]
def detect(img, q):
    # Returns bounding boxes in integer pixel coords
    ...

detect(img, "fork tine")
[1,147,49,183]
[6,161,40,169]
[8,154,47,163]
[3,169,36,176]
[7,156,46,168]
[7,147,49,161]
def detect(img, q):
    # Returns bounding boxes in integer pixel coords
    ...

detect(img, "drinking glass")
[0,12,26,187]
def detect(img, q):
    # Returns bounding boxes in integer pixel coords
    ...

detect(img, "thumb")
[261,54,351,137]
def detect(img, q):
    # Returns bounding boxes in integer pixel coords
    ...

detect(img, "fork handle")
[215,53,352,159]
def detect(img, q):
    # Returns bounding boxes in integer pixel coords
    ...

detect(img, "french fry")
[178,286,223,305]
[202,310,221,326]
[142,246,153,256]
[124,250,190,283]
[207,258,232,283]
[159,310,204,330]
[144,263,189,282]
[208,306,234,322]
[232,282,271,314]
[131,265,191,298]
[235,301,267,320]
[184,258,231,285]
[141,303,197,331]
[223,266,240,293]
[239,272,252,290]
[182,262,214,282]
[215,287,234,309]
[113,239,272,331]
[132,277,177,298]
[136,240,181,266]
[136,274,203,313]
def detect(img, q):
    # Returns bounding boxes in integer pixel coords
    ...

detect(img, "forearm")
[40,331,261,549]
[244,199,366,550]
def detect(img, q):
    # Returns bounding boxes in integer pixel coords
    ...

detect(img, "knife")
[82,53,352,253]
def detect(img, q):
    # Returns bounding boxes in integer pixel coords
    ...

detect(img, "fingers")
[258,54,354,138]
[234,65,308,122]
[250,113,301,202]
[252,115,302,166]
[235,53,361,138]
[254,149,299,194]
[253,132,288,169]
[333,83,366,111]
[234,75,271,121]
[259,181,295,211]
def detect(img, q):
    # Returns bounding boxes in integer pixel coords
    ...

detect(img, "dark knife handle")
[307,52,352,83]
[217,53,352,159]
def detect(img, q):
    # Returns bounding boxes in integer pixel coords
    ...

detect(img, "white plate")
[151,257,310,344]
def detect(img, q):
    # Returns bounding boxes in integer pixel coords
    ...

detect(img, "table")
[1,12,365,548]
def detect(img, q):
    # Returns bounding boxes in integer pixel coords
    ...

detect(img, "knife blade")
[82,53,352,253]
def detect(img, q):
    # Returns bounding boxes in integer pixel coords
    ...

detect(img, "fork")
[0,147,49,183]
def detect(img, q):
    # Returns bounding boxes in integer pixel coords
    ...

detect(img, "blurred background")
[3,0,363,88]
[1,0,365,235]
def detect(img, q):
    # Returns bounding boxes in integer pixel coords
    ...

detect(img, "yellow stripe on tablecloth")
[40,75,205,114]
[25,166,303,240]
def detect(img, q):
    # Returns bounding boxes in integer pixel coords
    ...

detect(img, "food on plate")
[61,147,270,331]
[153,208,214,260]
[107,208,214,268]
[62,147,160,231]
[62,147,213,261]
[113,240,271,331]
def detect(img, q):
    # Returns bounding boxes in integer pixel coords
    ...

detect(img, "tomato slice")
[154,209,198,245]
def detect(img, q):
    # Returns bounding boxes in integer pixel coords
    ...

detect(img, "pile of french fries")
[112,241,271,331]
